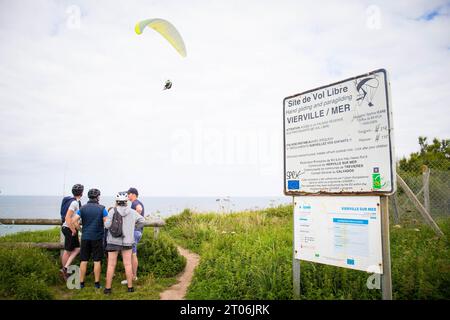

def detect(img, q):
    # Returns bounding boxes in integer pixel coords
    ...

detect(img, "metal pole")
[292,196,301,299]
[380,196,392,300]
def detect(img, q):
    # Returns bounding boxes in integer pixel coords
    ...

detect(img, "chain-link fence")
[391,165,450,226]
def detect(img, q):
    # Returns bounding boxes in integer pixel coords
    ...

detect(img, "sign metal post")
[380,196,392,300]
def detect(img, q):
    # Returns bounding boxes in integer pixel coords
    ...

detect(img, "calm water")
[0,196,290,236]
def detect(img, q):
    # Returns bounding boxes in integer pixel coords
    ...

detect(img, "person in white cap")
[103,192,145,294]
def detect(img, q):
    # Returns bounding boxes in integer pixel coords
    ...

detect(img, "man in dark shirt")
[72,188,108,289]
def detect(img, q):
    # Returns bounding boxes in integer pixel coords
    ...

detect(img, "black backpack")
[60,196,80,224]
[109,208,123,238]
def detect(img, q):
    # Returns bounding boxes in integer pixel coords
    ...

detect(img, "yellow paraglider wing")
[135,18,187,57]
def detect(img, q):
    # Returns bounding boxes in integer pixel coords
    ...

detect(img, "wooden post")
[0,218,62,225]
[422,165,430,213]
[292,196,301,299]
[396,174,444,237]
[0,219,165,227]
[380,196,392,300]
[0,218,166,262]
[59,228,65,259]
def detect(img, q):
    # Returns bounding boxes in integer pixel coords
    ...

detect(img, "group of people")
[60,184,146,294]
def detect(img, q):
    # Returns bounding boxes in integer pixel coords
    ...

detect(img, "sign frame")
[283,68,396,196]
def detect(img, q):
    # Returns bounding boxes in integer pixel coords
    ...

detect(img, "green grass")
[1,206,448,300]
[165,206,450,300]
[56,273,179,300]
[0,228,186,300]
[0,227,60,243]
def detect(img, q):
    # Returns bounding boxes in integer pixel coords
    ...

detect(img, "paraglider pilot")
[163,80,172,90]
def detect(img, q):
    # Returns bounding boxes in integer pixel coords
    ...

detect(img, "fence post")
[154,227,160,240]
[422,165,430,213]
[59,227,64,259]
[396,173,444,237]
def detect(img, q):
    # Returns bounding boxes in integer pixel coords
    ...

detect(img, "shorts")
[62,226,80,251]
[80,239,104,262]
[132,230,143,254]
[105,243,133,252]
[102,228,108,250]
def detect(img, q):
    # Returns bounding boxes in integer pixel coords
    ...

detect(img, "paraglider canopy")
[135,18,187,58]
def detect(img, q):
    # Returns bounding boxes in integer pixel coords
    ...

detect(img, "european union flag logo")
[288,180,300,190]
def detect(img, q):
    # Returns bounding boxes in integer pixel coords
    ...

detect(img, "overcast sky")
[0,0,449,196]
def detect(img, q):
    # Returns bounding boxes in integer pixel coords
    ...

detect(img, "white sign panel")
[284,69,395,195]
[294,196,383,274]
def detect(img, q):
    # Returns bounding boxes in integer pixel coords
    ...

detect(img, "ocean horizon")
[0,195,291,236]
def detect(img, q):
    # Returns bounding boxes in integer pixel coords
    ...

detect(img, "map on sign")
[283,69,395,195]
[294,196,383,274]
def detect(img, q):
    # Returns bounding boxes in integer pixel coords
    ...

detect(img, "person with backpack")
[60,184,84,280]
[103,192,145,294]
[72,188,108,289]
[122,187,145,285]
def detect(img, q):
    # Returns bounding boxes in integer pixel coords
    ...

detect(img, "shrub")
[0,247,60,299]
[137,237,186,277]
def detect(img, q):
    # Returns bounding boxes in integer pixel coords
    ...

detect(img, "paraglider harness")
[163,80,172,90]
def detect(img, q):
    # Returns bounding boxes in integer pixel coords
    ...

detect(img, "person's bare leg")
[132,253,138,279]
[61,251,70,267]
[79,261,87,283]
[94,261,102,283]
[105,251,118,289]
[122,250,133,288]
[64,247,80,269]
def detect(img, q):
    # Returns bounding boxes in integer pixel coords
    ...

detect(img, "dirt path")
[159,246,200,300]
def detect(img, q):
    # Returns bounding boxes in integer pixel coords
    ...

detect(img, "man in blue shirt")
[72,188,108,289]
[121,187,145,285]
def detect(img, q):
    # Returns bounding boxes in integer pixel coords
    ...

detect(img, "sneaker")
[60,268,68,281]
[80,282,85,289]
[127,287,134,293]
[94,283,102,289]
[104,288,112,295]
[120,277,137,285]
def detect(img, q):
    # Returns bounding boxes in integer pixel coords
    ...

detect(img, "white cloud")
[0,0,449,195]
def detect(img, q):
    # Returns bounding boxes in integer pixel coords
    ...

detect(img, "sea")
[0,196,291,236]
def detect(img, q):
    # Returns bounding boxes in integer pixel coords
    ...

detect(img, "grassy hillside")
[0,227,185,300]
[165,206,450,300]
[1,205,448,300]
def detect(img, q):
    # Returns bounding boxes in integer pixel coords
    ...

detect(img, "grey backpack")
[109,208,123,238]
